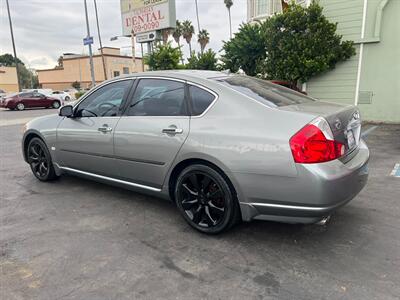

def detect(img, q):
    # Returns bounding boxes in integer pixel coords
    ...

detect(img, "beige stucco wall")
[0,66,19,93]
[38,52,144,90]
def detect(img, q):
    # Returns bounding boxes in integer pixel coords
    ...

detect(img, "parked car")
[271,80,307,94]
[0,88,7,99]
[50,91,72,101]
[21,71,369,234]
[22,88,53,96]
[1,91,62,110]
[63,88,78,99]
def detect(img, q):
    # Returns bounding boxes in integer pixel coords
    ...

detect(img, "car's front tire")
[16,103,25,111]
[175,164,240,234]
[27,137,58,181]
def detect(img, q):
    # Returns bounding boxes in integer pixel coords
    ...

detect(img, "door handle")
[162,127,183,135]
[98,125,113,133]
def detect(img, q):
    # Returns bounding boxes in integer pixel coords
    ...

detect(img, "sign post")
[83,0,95,88]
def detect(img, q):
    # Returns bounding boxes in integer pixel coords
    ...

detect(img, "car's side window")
[75,80,132,117]
[32,92,44,99]
[189,85,216,116]
[126,79,187,116]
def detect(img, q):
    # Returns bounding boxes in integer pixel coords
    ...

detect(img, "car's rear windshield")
[214,75,315,107]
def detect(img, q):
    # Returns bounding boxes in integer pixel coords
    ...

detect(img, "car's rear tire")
[174,164,240,234]
[27,137,58,181]
[16,103,25,111]
[52,101,60,109]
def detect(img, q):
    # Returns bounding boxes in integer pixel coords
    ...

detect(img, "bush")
[221,2,355,83]
[261,2,355,84]
[186,49,218,70]
[75,91,85,99]
[221,23,266,76]
[144,42,182,70]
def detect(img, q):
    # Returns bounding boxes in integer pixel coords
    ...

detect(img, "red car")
[271,80,307,94]
[0,92,62,111]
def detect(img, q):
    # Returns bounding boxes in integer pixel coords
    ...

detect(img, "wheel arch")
[22,130,46,162]
[166,157,242,208]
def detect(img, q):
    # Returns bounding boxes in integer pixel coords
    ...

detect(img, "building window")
[123,67,129,74]
[113,71,120,77]
[248,0,283,20]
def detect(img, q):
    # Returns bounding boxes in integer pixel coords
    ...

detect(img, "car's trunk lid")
[280,101,362,154]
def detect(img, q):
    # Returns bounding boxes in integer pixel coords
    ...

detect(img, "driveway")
[1,108,399,299]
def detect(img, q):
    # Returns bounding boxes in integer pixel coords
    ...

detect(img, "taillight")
[290,117,345,164]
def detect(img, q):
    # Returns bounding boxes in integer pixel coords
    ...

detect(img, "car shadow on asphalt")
[56,173,367,247]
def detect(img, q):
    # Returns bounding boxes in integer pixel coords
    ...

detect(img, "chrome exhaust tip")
[316,215,331,226]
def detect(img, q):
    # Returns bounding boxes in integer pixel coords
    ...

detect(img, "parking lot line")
[361,125,378,139]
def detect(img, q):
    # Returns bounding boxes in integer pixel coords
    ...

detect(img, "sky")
[0,0,247,70]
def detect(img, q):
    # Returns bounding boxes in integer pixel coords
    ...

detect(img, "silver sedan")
[22,71,369,234]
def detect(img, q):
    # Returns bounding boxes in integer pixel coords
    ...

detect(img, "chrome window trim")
[58,166,161,192]
[135,76,186,83]
[187,81,219,118]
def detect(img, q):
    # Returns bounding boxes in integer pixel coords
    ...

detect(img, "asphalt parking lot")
[1,108,399,300]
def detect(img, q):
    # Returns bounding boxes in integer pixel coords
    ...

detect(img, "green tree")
[224,0,233,39]
[0,53,37,89]
[197,29,210,54]
[261,1,355,84]
[181,20,195,57]
[221,22,266,76]
[187,49,218,70]
[144,42,182,70]
[0,53,23,66]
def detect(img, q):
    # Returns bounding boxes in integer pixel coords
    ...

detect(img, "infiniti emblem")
[353,111,360,120]
[334,119,342,130]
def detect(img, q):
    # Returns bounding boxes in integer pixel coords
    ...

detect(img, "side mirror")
[59,105,74,117]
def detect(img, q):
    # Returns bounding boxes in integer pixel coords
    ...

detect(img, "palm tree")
[161,28,171,44]
[181,20,195,57]
[197,29,210,54]
[224,0,233,39]
[172,20,184,64]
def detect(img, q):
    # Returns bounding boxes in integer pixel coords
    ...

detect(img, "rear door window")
[189,85,216,116]
[126,79,187,116]
[215,76,315,107]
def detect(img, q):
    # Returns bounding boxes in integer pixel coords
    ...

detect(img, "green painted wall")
[306,0,400,123]
[358,0,400,123]
[307,0,363,105]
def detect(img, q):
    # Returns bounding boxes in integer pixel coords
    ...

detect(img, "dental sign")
[120,0,176,35]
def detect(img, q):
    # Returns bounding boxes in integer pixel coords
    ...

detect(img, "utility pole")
[6,0,22,92]
[84,0,96,87]
[93,0,107,80]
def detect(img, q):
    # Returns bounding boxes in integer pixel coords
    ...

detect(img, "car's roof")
[115,70,231,82]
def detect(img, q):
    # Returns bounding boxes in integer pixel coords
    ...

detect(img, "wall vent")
[358,91,373,104]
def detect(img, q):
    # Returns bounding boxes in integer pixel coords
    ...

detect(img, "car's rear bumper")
[237,139,369,223]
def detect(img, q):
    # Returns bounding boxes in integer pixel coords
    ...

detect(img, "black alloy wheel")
[27,138,57,181]
[175,164,239,234]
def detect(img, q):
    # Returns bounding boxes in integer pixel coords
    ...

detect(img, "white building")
[247,0,310,22]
